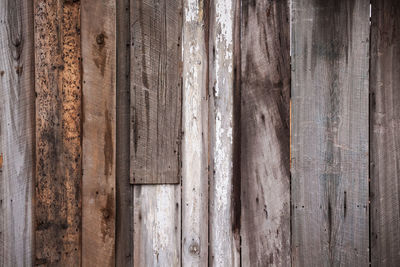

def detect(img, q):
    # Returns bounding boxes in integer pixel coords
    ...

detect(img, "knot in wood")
[189,242,200,255]
[96,33,105,45]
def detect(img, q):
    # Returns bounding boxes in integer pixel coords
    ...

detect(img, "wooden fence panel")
[209,0,240,265]
[81,0,116,265]
[130,0,182,184]
[182,0,209,265]
[0,0,34,265]
[34,0,82,265]
[240,0,291,266]
[370,0,400,266]
[291,0,370,266]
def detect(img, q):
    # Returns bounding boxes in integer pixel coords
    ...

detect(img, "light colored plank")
[291,0,369,266]
[0,0,34,265]
[240,0,291,265]
[34,0,81,265]
[81,0,116,265]
[130,0,182,184]
[133,185,181,266]
[370,0,400,266]
[182,0,209,265]
[209,0,240,265]
[116,0,133,264]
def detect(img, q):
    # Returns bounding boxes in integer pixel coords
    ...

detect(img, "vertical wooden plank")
[182,0,209,265]
[81,0,116,265]
[209,0,240,265]
[240,0,291,265]
[0,0,34,265]
[370,1,400,266]
[116,0,133,265]
[130,0,183,184]
[291,0,369,266]
[34,0,81,265]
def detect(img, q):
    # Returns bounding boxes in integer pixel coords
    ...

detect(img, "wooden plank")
[34,0,81,265]
[182,0,209,265]
[0,0,34,265]
[291,0,369,266]
[130,0,183,184]
[240,0,291,265]
[81,0,116,265]
[208,0,240,265]
[370,1,400,266]
[116,0,133,265]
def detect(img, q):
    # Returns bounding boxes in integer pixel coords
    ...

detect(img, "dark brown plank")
[370,1,400,266]
[241,0,291,265]
[116,0,133,265]
[130,0,182,184]
[0,0,34,265]
[291,0,369,266]
[34,0,82,265]
[81,0,116,265]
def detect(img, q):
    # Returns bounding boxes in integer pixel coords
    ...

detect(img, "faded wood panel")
[130,0,182,184]
[291,0,369,266]
[0,0,34,265]
[241,0,291,266]
[133,185,181,266]
[81,0,116,265]
[34,0,81,265]
[116,0,133,265]
[208,0,240,265]
[370,0,400,266]
[182,0,209,265]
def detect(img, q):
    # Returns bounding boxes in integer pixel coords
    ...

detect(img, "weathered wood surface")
[182,0,209,265]
[34,0,81,265]
[241,0,291,265]
[209,0,240,265]
[370,1,400,266]
[291,0,369,266]
[81,0,116,265]
[130,0,182,184]
[116,0,133,265]
[133,185,181,266]
[0,0,34,265]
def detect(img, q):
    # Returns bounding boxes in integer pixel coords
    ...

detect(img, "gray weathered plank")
[291,0,370,266]
[182,0,209,265]
[34,0,82,265]
[0,0,34,265]
[130,0,183,184]
[241,0,291,265]
[81,0,116,265]
[370,0,400,266]
[116,0,134,265]
[209,0,240,265]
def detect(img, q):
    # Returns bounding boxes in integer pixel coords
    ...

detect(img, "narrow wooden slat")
[182,0,209,265]
[370,1,400,266]
[116,0,133,265]
[291,0,369,266]
[34,0,81,265]
[81,0,116,265]
[0,0,34,265]
[209,0,240,265]
[130,0,183,184]
[240,0,291,265]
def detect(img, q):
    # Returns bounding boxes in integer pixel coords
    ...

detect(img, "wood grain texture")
[0,0,34,265]
[81,0,116,265]
[208,0,240,265]
[182,0,209,265]
[34,0,81,265]
[291,0,369,266]
[116,0,133,265]
[130,0,183,184]
[370,1,400,266]
[241,0,291,266]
